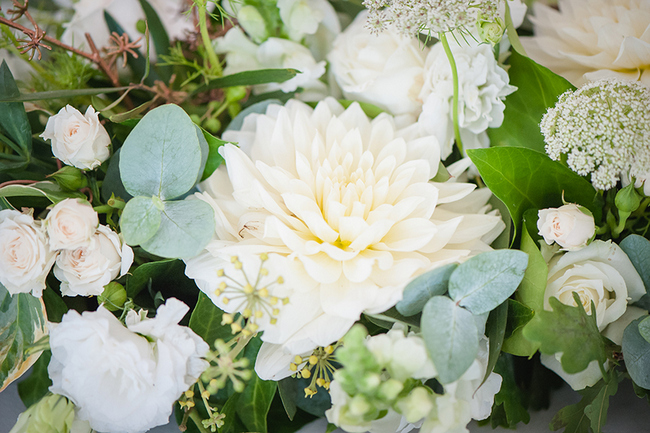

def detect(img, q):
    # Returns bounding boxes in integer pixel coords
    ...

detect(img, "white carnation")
[48,299,208,433]
[44,198,98,251]
[185,98,504,380]
[53,225,134,297]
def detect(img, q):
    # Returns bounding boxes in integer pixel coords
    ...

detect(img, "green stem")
[439,32,463,154]
[228,333,253,360]
[196,0,222,76]
[188,408,211,433]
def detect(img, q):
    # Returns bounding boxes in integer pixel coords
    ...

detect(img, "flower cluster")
[362,0,498,36]
[0,199,132,298]
[541,79,650,190]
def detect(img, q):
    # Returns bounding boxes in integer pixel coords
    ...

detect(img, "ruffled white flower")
[185,98,504,379]
[522,0,650,87]
[214,27,327,101]
[0,209,56,297]
[53,225,134,297]
[418,40,516,159]
[44,198,98,251]
[328,11,428,123]
[48,299,208,433]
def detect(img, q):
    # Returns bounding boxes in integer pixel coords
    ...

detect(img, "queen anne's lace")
[541,79,650,190]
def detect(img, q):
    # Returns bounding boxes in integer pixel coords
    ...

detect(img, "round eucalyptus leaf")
[623,317,650,389]
[119,104,208,200]
[421,296,478,384]
[140,199,215,259]
[396,263,456,316]
[120,196,163,246]
[448,250,528,315]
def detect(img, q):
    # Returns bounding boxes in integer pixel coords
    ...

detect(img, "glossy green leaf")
[120,104,208,200]
[120,196,163,246]
[487,51,574,153]
[200,128,227,181]
[491,355,530,428]
[189,292,233,346]
[0,182,84,204]
[138,0,172,81]
[139,199,215,259]
[448,250,528,315]
[468,147,601,235]
[623,317,650,389]
[17,350,52,407]
[584,372,620,433]
[194,69,300,94]
[396,263,456,316]
[523,295,606,374]
[0,86,130,102]
[101,149,133,202]
[620,235,650,292]
[421,296,478,384]
[42,288,68,323]
[278,378,298,421]
[483,300,508,386]
[0,285,48,392]
[237,363,277,433]
[503,299,534,340]
[125,258,187,298]
[0,61,31,155]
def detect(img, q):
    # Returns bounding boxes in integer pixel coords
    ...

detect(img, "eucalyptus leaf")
[120,104,208,200]
[0,61,31,155]
[421,296,478,384]
[638,316,650,344]
[139,199,215,259]
[227,99,283,132]
[448,250,528,315]
[396,263,456,316]
[121,196,163,246]
[622,317,650,389]
[620,235,650,292]
[189,292,233,346]
[468,147,602,235]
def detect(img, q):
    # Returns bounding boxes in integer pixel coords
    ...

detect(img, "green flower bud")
[348,395,372,417]
[48,166,88,191]
[225,86,248,103]
[98,282,127,311]
[9,394,87,433]
[477,17,505,46]
[615,182,641,213]
[378,378,403,402]
[238,5,269,43]
[204,118,222,133]
[396,387,433,423]
[190,114,202,125]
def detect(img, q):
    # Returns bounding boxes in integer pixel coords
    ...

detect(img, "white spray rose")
[418,40,516,159]
[537,203,595,251]
[40,105,111,170]
[544,240,645,331]
[53,225,134,297]
[48,299,208,433]
[0,209,56,297]
[328,11,428,124]
[44,199,98,251]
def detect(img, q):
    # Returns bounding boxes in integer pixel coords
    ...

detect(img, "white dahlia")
[184,99,504,379]
[522,0,650,87]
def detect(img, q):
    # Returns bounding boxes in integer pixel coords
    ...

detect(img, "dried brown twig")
[104,32,142,68]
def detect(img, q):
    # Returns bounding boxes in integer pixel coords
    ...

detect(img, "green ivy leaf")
[522,295,606,374]
[125,258,188,298]
[487,51,574,153]
[189,293,233,346]
[17,350,52,407]
[396,263,456,317]
[0,60,31,156]
[490,355,530,428]
[448,250,528,315]
[120,196,163,246]
[421,296,478,384]
[236,359,277,432]
[200,128,227,181]
[468,147,602,236]
[622,317,650,389]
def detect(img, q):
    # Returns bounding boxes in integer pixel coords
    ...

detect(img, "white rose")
[328,11,428,122]
[537,203,595,251]
[48,299,208,433]
[0,209,56,297]
[40,105,111,170]
[45,198,98,251]
[53,224,133,297]
[418,40,516,159]
[544,240,646,331]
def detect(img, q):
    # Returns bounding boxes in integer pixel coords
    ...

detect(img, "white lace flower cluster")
[541,79,650,190]
[362,0,498,36]
[0,198,133,298]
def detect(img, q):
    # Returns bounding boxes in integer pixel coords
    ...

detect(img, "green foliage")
[200,128,227,181]
[620,235,650,292]
[421,296,478,384]
[138,0,171,81]
[448,250,528,315]
[42,288,68,323]
[468,147,602,236]
[489,355,530,428]
[189,292,233,345]
[104,11,156,85]
[483,300,508,386]
[121,196,163,245]
[487,51,575,153]
[396,263,456,317]
[193,69,300,94]
[0,60,31,171]
[17,350,52,407]
[638,316,650,344]
[0,182,85,204]
[523,295,606,375]
[622,317,650,389]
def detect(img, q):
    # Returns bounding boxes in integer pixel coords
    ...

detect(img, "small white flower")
[0,209,56,297]
[53,224,133,297]
[40,105,111,170]
[537,204,595,251]
[44,198,98,251]
[48,299,208,433]
[544,240,646,330]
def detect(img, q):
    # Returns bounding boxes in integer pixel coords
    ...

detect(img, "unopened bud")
[98,282,127,311]
[48,166,88,191]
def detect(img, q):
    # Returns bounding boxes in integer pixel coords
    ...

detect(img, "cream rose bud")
[537,203,595,251]
[41,105,111,170]
[0,209,56,297]
[45,198,98,251]
[48,299,209,433]
[54,225,134,297]
[544,240,646,331]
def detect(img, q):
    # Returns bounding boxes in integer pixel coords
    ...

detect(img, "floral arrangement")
[0,1,649,433]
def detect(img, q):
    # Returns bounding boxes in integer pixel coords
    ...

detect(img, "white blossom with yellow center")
[184,98,504,380]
